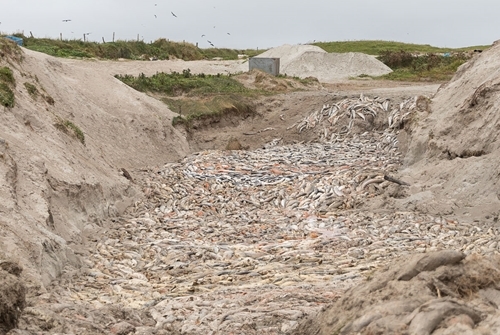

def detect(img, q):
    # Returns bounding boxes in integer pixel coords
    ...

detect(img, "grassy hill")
[312,40,489,55]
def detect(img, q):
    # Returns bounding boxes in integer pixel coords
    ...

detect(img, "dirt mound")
[395,41,499,219]
[0,42,189,290]
[293,250,500,335]
[254,44,392,82]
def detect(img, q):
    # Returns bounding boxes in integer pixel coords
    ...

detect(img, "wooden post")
[137,34,139,42]
[113,32,115,43]
[102,37,105,43]
[30,31,34,38]
[83,33,86,42]
[60,33,62,41]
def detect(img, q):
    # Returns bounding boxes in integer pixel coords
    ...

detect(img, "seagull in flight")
[227,32,230,35]
[62,19,71,22]
[171,11,177,17]
[201,34,205,37]
[154,15,157,18]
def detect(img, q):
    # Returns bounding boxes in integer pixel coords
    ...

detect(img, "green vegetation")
[6,34,261,60]
[0,67,15,107]
[55,118,85,145]
[115,69,254,96]
[0,37,23,62]
[0,66,15,84]
[375,50,470,81]
[24,82,39,97]
[313,40,489,55]
[115,69,258,127]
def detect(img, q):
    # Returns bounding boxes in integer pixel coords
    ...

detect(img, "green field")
[312,40,489,55]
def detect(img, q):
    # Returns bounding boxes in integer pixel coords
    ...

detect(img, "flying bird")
[171,11,177,17]
[201,34,205,37]
[207,40,212,44]
[227,32,230,35]
[62,19,71,22]
[154,15,157,18]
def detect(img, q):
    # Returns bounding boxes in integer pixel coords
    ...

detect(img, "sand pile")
[255,44,392,82]
[0,43,189,288]
[395,41,499,219]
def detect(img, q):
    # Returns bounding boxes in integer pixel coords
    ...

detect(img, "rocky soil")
[1,39,500,335]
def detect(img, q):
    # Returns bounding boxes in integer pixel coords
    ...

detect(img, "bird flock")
[153,3,231,47]
[58,3,231,47]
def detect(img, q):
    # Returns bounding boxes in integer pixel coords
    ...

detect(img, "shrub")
[0,83,14,107]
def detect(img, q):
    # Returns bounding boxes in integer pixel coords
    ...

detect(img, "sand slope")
[399,41,500,220]
[0,46,190,287]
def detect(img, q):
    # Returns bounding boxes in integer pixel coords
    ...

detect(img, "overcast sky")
[1,0,498,50]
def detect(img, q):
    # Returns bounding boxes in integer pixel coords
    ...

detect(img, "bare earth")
[1,41,500,335]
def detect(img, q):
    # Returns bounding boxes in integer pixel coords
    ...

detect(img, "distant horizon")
[1,0,499,50]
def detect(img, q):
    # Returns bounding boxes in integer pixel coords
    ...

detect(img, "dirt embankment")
[0,44,189,292]
[392,41,500,221]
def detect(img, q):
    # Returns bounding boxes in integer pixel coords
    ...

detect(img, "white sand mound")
[282,51,393,82]
[256,44,326,68]
[254,44,392,82]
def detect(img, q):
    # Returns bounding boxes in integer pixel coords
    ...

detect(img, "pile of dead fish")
[292,94,420,142]
[35,94,500,335]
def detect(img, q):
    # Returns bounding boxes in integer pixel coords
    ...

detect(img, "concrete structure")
[249,57,280,76]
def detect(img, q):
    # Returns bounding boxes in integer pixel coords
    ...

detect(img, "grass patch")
[54,118,85,145]
[313,40,490,55]
[0,83,15,107]
[10,35,261,61]
[24,82,38,98]
[115,69,255,97]
[376,50,470,81]
[0,67,15,107]
[0,67,15,85]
